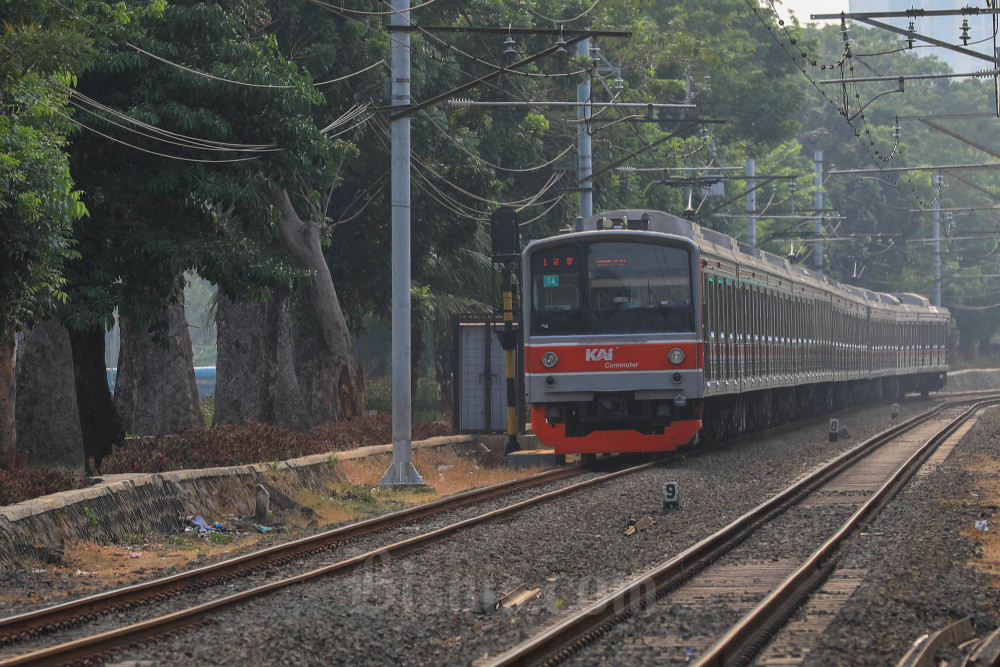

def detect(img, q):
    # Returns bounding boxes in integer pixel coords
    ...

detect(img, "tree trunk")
[115,279,203,436]
[215,291,303,428]
[264,188,363,421]
[14,319,84,466]
[215,289,364,431]
[0,325,15,469]
[67,328,124,475]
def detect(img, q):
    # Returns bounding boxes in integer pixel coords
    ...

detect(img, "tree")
[789,22,1000,357]
[0,0,144,467]
[114,277,203,436]
[57,0,381,468]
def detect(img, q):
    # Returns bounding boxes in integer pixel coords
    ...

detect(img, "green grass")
[366,376,443,422]
[201,395,215,427]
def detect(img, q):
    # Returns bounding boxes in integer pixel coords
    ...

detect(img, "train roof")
[565,209,949,321]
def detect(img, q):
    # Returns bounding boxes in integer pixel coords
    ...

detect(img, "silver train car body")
[522,209,950,454]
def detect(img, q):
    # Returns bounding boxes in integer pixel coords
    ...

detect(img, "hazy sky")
[774,0,850,24]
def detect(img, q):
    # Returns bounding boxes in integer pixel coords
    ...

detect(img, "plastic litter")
[129,552,143,558]
[976,519,989,532]
[254,524,273,534]
[192,516,210,532]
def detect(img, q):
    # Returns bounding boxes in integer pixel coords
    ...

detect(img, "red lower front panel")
[531,405,702,454]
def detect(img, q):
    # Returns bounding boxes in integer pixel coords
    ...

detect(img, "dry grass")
[298,448,548,526]
[953,451,1000,582]
[5,446,550,602]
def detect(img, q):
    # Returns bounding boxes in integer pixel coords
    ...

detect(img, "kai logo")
[585,347,614,362]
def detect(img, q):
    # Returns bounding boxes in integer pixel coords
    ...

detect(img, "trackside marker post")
[663,481,679,509]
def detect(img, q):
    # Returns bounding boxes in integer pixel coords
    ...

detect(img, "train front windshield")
[530,240,694,335]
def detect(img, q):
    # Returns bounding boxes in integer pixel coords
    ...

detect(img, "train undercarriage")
[531,371,947,455]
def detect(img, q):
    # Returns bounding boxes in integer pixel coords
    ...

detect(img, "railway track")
[484,397,998,666]
[0,458,655,666]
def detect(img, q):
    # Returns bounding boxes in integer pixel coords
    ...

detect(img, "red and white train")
[522,209,950,455]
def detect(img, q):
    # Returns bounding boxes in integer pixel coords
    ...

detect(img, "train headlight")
[541,351,559,368]
[668,347,685,365]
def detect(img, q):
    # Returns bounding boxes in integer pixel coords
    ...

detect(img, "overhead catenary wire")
[127,42,386,89]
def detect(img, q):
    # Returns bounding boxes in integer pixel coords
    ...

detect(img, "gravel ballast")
[107,397,974,666]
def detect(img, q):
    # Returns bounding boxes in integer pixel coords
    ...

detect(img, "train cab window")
[529,240,695,335]
[531,245,582,313]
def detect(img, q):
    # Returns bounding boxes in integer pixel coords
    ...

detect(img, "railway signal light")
[490,206,520,264]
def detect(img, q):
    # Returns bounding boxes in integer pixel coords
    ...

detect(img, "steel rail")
[483,401,973,667]
[0,462,586,646]
[696,399,996,666]
[0,461,657,666]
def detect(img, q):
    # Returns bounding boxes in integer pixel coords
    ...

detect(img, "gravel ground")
[0,469,603,658]
[107,397,940,666]
[806,403,1000,665]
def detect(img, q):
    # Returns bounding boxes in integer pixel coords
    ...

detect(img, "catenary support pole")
[814,151,823,271]
[382,0,423,487]
[933,173,942,307]
[577,38,593,218]
[746,157,756,246]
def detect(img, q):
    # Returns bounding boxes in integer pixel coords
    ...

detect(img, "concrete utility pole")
[933,173,942,307]
[577,38,593,218]
[381,0,424,487]
[746,157,756,246]
[814,151,823,272]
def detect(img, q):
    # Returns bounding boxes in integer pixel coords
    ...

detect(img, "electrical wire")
[23,89,260,163]
[128,42,386,89]
[418,109,574,172]
[320,102,372,133]
[370,114,569,217]
[331,169,389,226]
[524,0,604,25]
[47,81,280,152]
[127,42,294,89]
[318,0,438,16]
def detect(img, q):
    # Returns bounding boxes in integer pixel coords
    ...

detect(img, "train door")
[739,280,747,386]
[731,278,738,385]
[751,284,758,382]
[771,290,777,380]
